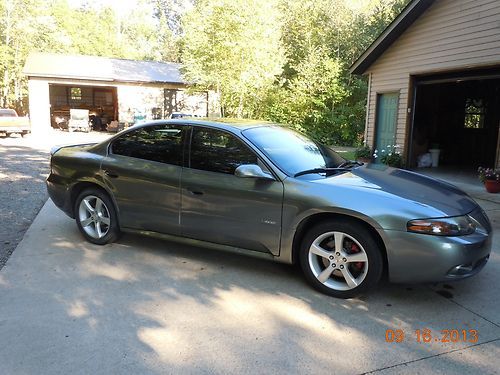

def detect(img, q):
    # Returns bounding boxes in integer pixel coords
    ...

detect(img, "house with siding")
[351,0,500,168]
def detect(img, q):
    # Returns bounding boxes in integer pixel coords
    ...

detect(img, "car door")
[180,126,284,256]
[101,123,188,235]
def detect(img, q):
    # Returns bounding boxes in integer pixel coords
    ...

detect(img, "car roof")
[137,118,280,132]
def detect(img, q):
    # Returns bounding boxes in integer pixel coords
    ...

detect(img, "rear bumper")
[46,174,74,218]
[385,228,491,283]
[0,126,30,133]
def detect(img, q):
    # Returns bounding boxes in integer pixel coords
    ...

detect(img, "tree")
[0,0,183,111]
[0,0,409,136]
[181,0,284,117]
[0,0,68,111]
[257,0,410,145]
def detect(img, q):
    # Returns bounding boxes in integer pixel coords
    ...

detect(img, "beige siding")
[365,0,500,153]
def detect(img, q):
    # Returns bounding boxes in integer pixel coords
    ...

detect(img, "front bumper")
[384,210,492,283]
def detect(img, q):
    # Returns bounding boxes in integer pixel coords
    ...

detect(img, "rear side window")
[190,127,257,174]
[111,124,185,166]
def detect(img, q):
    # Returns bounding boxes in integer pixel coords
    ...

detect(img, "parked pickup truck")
[0,108,30,137]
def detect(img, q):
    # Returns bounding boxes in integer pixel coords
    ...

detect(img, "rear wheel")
[74,188,120,245]
[299,219,383,298]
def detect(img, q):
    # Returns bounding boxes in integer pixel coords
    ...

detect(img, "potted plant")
[374,145,404,168]
[478,167,500,193]
[354,145,372,163]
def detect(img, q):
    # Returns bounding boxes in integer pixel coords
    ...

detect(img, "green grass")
[335,150,356,160]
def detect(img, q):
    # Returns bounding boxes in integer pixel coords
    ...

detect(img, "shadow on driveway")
[0,143,49,268]
[1,200,499,374]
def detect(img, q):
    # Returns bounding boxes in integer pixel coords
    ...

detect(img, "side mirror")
[235,164,275,180]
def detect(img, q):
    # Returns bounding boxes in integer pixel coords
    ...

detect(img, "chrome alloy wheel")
[78,195,111,239]
[308,231,369,291]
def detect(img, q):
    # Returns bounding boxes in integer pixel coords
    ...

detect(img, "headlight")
[407,215,477,236]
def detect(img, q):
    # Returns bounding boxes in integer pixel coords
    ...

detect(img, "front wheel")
[299,219,383,298]
[74,188,120,245]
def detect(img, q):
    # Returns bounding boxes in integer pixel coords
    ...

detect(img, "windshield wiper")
[337,160,364,168]
[294,167,351,178]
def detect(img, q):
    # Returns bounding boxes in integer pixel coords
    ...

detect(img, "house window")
[464,98,485,129]
[70,87,82,101]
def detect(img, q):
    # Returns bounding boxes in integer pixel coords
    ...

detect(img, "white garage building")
[23,53,216,134]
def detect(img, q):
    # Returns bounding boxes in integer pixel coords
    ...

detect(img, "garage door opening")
[49,84,118,131]
[409,69,500,169]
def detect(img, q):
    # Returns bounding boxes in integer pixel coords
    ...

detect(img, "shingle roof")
[350,0,435,75]
[23,53,185,84]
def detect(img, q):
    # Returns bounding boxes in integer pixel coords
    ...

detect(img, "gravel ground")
[0,130,112,269]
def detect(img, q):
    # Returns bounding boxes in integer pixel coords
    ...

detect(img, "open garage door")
[409,68,500,169]
[49,84,118,131]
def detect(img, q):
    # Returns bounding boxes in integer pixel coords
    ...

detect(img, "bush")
[354,145,372,159]
[374,145,403,168]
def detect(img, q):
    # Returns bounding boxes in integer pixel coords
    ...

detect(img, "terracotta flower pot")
[357,157,371,164]
[484,180,500,193]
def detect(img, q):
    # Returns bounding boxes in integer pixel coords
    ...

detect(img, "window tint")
[111,124,184,165]
[190,127,258,174]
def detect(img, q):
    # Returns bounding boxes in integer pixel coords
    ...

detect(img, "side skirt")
[121,227,281,263]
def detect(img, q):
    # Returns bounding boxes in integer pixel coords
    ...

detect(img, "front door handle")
[187,188,204,196]
[103,169,119,178]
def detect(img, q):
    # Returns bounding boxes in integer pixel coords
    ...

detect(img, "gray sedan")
[46,119,491,298]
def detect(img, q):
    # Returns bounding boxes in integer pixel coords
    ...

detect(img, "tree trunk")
[3,0,13,108]
[237,92,244,118]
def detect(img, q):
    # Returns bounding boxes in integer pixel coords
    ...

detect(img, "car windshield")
[243,126,346,176]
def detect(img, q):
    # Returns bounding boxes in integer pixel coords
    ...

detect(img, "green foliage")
[0,0,410,142]
[376,144,404,167]
[354,145,372,160]
[253,0,406,146]
[0,0,187,112]
[181,0,284,118]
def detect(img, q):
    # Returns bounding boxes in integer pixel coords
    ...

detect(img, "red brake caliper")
[350,242,364,270]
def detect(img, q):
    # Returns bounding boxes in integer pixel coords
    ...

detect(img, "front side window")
[190,127,258,174]
[111,124,185,165]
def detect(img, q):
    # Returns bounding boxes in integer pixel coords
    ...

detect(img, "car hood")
[312,164,478,217]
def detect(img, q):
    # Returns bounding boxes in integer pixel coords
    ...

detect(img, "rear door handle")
[103,169,119,178]
[186,188,204,196]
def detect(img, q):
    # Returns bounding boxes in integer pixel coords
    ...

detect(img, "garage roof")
[350,0,435,75]
[23,53,185,84]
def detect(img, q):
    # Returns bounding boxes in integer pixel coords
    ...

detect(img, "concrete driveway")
[1,186,500,373]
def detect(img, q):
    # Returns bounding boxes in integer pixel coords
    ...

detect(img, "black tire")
[74,188,120,245]
[299,219,383,298]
